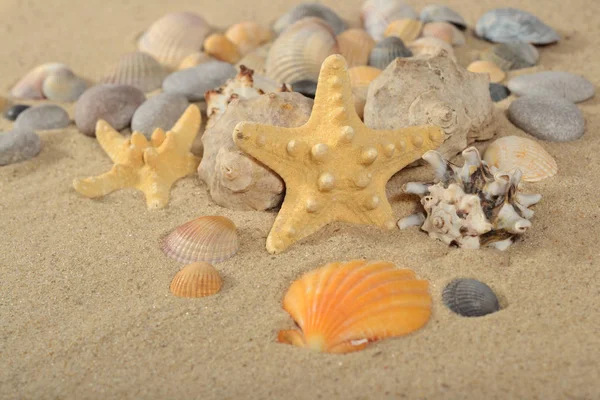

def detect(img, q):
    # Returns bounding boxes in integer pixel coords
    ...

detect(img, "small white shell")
[42,69,87,102]
[101,52,167,92]
[11,63,71,99]
[483,136,557,182]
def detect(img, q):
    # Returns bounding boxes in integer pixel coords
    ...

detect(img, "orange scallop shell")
[278,260,432,353]
[170,262,223,298]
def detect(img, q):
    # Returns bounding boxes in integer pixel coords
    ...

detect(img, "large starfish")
[233,55,445,254]
[73,105,201,209]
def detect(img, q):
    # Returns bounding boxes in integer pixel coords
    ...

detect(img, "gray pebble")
[131,93,189,139]
[489,83,511,102]
[507,71,595,103]
[475,8,559,44]
[74,84,146,137]
[0,129,42,166]
[14,104,70,132]
[162,61,237,101]
[508,95,585,142]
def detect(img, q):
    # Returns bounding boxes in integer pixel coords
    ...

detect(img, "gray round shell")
[442,278,500,317]
[368,37,413,70]
[475,7,559,44]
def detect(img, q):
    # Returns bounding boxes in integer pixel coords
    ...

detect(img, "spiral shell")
[266,18,338,84]
[101,52,167,92]
[161,216,239,264]
[278,260,432,353]
[138,12,211,69]
[383,19,422,42]
[170,262,223,298]
[483,136,557,182]
[361,0,418,41]
[336,29,376,67]
[203,34,242,64]
[225,22,272,55]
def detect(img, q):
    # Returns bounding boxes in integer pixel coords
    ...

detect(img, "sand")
[1,0,599,398]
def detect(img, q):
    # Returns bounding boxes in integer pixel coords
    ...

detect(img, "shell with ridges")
[11,63,72,99]
[101,52,167,92]
[368,36,412,70]
[336,29,376,67]
[236,43,271,73]
[226,22,272,55]
[278,260,432,353]
[467,60,506,83]
[383,19,423,42]
[422,22,465,46]
[204,34,242,64]
[266,18,338,84]
[483,136,557,182]
[475,7,559,45]
[442,279,500,317]
[161,216,239,264]
[138,12,211,70]
[481,41,539,71]
[273,3,347,36]
[170,262,223,298]
[420,5,466,30]
[361,0,418,41]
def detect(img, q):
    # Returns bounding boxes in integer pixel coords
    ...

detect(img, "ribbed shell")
[225,22,272,55]
[138,12,211,70]
[278,260,432,353]
[442,279,500,317]
[11,63,71,99]
[361,0,418,41]
[368,36,412,70]
[420,5,466,30]
[467,60,506,83]
[336,29,376,67]
[383,19,423,42]
[483,136,557,182]
[273,3,347,36]
[101,52,167,92]
[161,216,239,264]
[170,262,223,298]
[266,18,338,84]
[481,41,539,71]
[422,22,465,46]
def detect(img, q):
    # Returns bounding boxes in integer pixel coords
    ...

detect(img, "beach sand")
[1,0,599,398]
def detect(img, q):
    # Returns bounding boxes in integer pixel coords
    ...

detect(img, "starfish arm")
[336,190,397,229]
[140,176,171,210]
[150,128,166,147]
[168,105,201,152]
[72,164,136,198]
[130,132,150,150]
[95,120,128,163]
[233,121,305,182]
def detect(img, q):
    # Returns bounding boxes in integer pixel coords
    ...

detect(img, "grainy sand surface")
[1,0,599,399]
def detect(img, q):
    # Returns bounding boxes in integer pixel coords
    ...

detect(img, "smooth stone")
[489,83,511,102]
[508,95,585,142]
[14,104,70,131]
[74,84,146,137]
[162,61,237,101]
[475,8,560,44]
[0,129,42,166]
[131,93,190,139]
[420,5,466,30]
[507,71,595,103]
[291,80,317,99]
[3,104,30,121]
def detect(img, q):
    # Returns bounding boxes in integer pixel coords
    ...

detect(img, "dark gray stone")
[14,104,70,131]
[0,130,42,166]
[507,71,595,103]
[162,62,237,101]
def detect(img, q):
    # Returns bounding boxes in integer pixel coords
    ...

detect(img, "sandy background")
[1,0,599,398]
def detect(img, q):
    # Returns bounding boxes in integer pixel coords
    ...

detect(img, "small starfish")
[233,55,445,254]
[73,105,201,209]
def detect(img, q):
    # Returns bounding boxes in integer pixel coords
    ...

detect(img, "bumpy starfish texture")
[233,54,445,254]
[73,105,201,209]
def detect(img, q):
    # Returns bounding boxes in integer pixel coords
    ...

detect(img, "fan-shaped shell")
[101,52,167,92]
[368,36,412,70]
[467,60,505,83]
[442,278,500,317]
[273,3,347,36]
[138,12,211,70]
[383,19,422,42]
[422,22,465,46]
[481,41,539,71]
[278,260,432,353]
[483,136,557,182]
[420,5,466,30]
[336,29,376,67]
[204,34,242,64]
[266,18,338,84]
[226,22,272,55]
[11,63,72,99]
[361,0,418,41]
[475,7,559,45]
[170,262,223,298]
[161,216,239,264]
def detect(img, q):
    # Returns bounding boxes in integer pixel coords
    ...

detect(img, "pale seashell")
[204,34,242,64]
[442,279,500,317]
[236,43,271,73]
[11,63,71,99]
[364,50,496,160]
[273,3,347,36]
[361,0,418,41]
[467,60,505,83]
[161,216,239,264]
[481,41,539,71]
[368,36,412,71]
[266,18,338,84]
[483,136,557,182]
[278,260,432,353]
[422,22,465,46]
[101,52,167,92]
[170,262,223,298]
[383,19,422,42]
[336,29,376,67]
[225,22,272,55]
[349,66,381,119]
[406,37,455,61]
[475,7,559,44]
[138,12,211,70]
[178,52,217,70]
[420,5,466,30]
[42,69,87,102]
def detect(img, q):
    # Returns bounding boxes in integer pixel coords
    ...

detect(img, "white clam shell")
[11,63,72,99]
[101,52,167,92]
